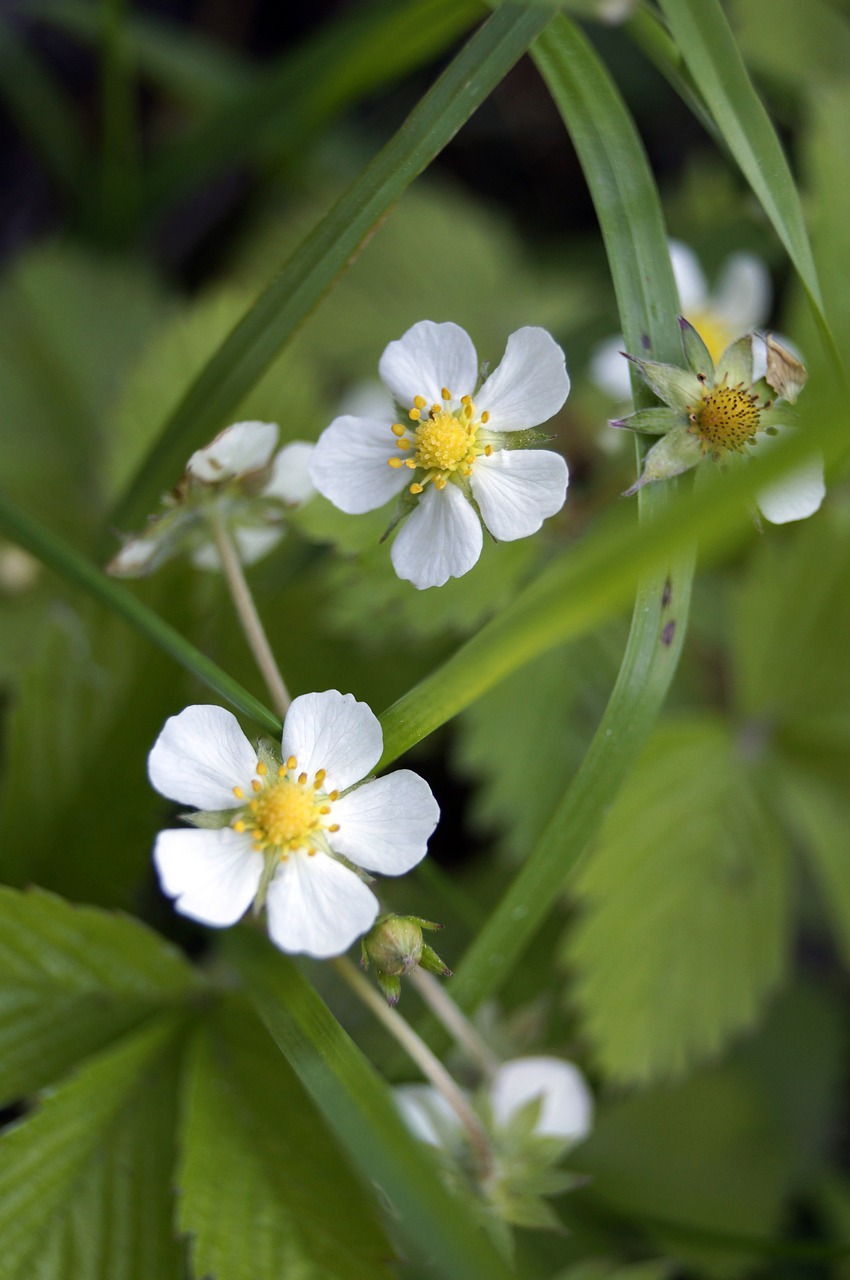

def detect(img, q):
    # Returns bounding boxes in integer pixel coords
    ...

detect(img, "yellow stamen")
[441,387,451,400]
[413,395,427,409]
[233,786,244,799]
[690,381,761,453]
[233,820,246,832]
[409,408,421,421]
[410,482,423,494]
[256,761,268,776]
[388,457,403,469]
[391,423,406,437]
[286,756,297,770]
[481,410,490,423]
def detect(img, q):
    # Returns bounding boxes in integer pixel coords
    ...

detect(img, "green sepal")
[716,333,754,386]
[609,407,683,436]
[379,487,418,544]
[625,355,702,411]
[623,427,703,496]
[420,944,452,977]
[182,808,238,830]
[678,315,714,378]
[256,736,282,770]
[376,972,402,1006]
[497,428,551,450]
[252,852,279,915]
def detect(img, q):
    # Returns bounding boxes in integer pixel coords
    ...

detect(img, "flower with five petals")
[148,690,439,958]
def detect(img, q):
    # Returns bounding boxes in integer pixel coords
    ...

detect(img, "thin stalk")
[407,967,500,1077]
[332,956,494,1179]
[209,510,290,718]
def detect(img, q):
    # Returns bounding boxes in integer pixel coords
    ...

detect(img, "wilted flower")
[108,421,314,576]
[616,321,825,523]
[590,241,773,401]
[309,321,570,589]
[148,690,439,958]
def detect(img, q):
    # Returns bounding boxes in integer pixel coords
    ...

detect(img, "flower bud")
[361,914,450,1005]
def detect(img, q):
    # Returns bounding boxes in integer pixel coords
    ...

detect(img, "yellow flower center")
[231,758,340,859]
[690,381,761,454]
[386,389,492,495]
[688,310,734,365]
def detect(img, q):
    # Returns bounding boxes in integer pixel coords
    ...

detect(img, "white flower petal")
[107,535,160,577]
[756,454,826,524]
[471,448,568,541]
[148,704,258,809]
[379,321,478,409]
[153,827,262,926]
[471,450,570,540]
[188,421,279,482]
[263,441,316,504]
[476,328,570,430]
[589,334,632,400]
[330,770,439,874]
[391,482,483,589]
[395,1085,460,1146]
[670,240,708,311]
[309,415,408,514]
[490,1056,593,1143]
[265,852,378,957]
[712,252,771,331]
[282,690,383,792]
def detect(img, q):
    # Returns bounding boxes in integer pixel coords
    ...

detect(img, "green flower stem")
[209,510,291,719]
[0,487,280,736]
[106,2,551,543]
[407,966,500,1077]
[332,956,494,1177]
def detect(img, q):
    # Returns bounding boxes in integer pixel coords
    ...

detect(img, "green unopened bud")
[361,914,451,1005]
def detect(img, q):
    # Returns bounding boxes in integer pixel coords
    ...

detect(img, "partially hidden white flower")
[396,1055,593,1150]
[309,322,570,589]
[590,241,773,401]
[148,690,439,958]
[109,422,315,576]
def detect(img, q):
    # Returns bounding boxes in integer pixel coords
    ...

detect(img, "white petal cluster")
[396,1054,593,1149]
[591,241,773,401]
[109,421,315,576]
[148,691,439,958]
[309,322,570,589]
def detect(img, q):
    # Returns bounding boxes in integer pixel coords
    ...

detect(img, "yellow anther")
[286,756,297,770]
[434,476,446,490]
[319,804,332,815]
[298,772,307,785]
[252,828,264,840]
[463,403,473,418]
[233,820,246,833]
[251,779,262,793]
[308,849,317,857]
[233,786,244,799]
[484,444,493,456]
[314,769,326,786]
[413,395,427,409]
[405,458,417,469]
[409,408,421,421]
[391,423,406,437]
[410,482,423,494]
[396,438,410,449]
[441,387,451,400]
[329,790,340,801]
[431,404,441,415]
[328,823,340,833]
[388,457,403,469]
[461,394,472,405]
[256,761,268,776]
[481,411,490,423]
[278,764,286,777]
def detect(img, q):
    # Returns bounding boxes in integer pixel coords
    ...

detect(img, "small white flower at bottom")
[309,321,570,589]
[148,690,439,958]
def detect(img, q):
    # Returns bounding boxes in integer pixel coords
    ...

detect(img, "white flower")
[309,322,570,589]
[148,690,439,958]
[591,241,773,401]
[396,1055,593,1149]
[109,422,315,576]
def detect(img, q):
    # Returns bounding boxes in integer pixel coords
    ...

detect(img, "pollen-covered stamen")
[689,380,762,454]
[387,390,492,495]
[232,760,338,859]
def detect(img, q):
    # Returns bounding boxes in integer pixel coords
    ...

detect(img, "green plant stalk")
[0,488,280,736]
[227,929,519,1280]
[106,2,551,544]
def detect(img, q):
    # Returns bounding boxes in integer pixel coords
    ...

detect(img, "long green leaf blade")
[108,3,551,538]
[226,928,519,1280]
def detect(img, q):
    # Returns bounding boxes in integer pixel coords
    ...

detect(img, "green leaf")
[554,1261,675,1280]
[778,765,850,966]
[0,1015,185,1280]
[177,998,394,1280]
[564,716,791,1083]
[0,886,198,1106]
[108,2,552,538]
[226,928,518,1280]
[655,0,834,349]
